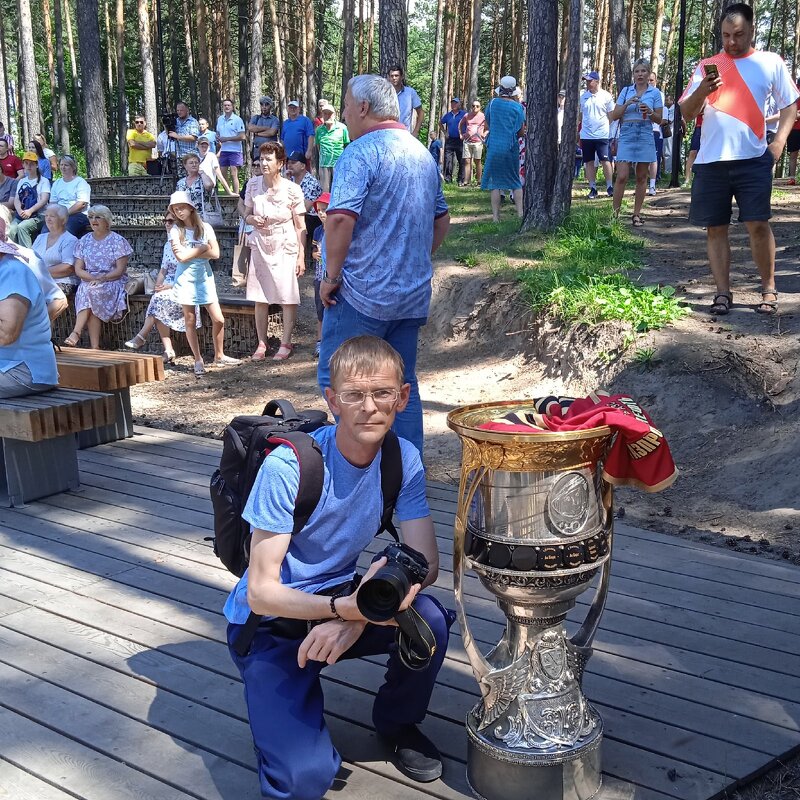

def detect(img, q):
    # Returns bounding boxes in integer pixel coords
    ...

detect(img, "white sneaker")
[648,186,656,196]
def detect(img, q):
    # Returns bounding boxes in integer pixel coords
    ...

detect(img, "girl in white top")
[49,155,91,236]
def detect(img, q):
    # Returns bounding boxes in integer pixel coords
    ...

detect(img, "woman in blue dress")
[481,75,526,222]
[168,190,239,377]
[610,58,663,226]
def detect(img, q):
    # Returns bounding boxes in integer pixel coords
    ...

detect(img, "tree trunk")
[304,0,316,114]
[467,0,482,103]
[64,0,85,144]
[103,0,114,100]
[793,0,800,77]
[43,0,59,138]
[651,0,665,72]
[116,0,127,171]
[596,0,609,84]
[661,0,681,86]
[358,0,364,73]
[137,0,158,128]
[367,0,375,73]
[0,16,9,139]
[341,0,355,102]
[610,0,632,89]
[268,0,286,118]
[53,0,69,151]
[428,0,445,138]
[17,0,41,142]
[560,0,571,84]
[522,0,582,230]
[76,0,111,176]
[441,2,456,117]
[248,0,265,119]
[379,0,407,73]
[195,0,212,116]
[238,0,249,114]
[182,0,198,110]
[633,0,642,60]
[18,46,28,145]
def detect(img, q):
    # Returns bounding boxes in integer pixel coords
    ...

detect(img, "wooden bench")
[0,389,116,506]
[55,350,165,448]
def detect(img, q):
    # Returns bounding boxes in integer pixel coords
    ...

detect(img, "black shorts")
[787,129,800,153]
[313,279,324,322]
[580,139,610,163]
[689,151,773,227]
[690,125,702,152]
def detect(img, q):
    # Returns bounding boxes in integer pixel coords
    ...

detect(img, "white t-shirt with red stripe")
[680,49,799,164]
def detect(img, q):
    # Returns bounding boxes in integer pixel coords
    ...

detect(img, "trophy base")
[465,727,602,800]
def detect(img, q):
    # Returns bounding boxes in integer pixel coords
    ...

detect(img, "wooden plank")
[80,348,164,384]
[0,757,83,799]
[0,401,41,441]
[56,356,119,390]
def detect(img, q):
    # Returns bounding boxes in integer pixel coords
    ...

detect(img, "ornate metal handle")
[453,464,493,695]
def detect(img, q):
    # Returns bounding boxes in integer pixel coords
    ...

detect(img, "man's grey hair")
[348,75,400,121]
[45,203,68,223]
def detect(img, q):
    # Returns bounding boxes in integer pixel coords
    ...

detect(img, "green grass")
[439,190,687,333]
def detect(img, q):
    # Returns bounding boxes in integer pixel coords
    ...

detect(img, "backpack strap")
[234,431,324,657]
[377,431,403,542]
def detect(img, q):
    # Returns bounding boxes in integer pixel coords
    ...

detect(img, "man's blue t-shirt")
[327,123,448,322]
[396,86,422,133]
[281,116,316,155]
[429,139,442,163]
[223,425,430,625]
[441,110,466,140]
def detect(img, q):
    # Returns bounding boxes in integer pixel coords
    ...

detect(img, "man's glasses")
[336,389,401,406]
[164,218,175,225]
[135,120,145,125]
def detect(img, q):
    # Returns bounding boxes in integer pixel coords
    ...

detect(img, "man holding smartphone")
[679,3,799,316]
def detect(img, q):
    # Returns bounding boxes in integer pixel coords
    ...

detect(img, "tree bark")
[793,0,800,77]
[195,0,212,116]
[522,0,582,231]
[610,0,632,89]
[17,0,41,143]
[304,0,316,114]
[467,0,482,103]
[43,0,59,138]
[64,0,85,144]
[596,0,609,83]
[137,0,158,128]
[367,0,375,73]
[358,0,364,73]
[0,16,9,138]
[182,0,199,110]
[651,0,665,72]
[379,0,408,73]
[268,0,287,118]
[248,0,265,119]
[76,0,111,176]
[53,0,70,151]
[116,0,127,171]
[428,0,445,138]
[660,0,681,86]
[341,0,355,103]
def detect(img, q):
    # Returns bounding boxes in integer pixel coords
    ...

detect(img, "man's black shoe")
[382,725,443,782]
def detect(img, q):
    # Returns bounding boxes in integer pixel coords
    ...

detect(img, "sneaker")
[648,186,656,196]
[587,187,598,199]
[313,340,321,358]
[606,186,614,197]
[382,725,442,783]
[213,354,241,366]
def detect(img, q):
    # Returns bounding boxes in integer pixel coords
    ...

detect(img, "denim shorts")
[689,151,773,227]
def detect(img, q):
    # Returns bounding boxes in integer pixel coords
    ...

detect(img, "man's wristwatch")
[322,271,342,285]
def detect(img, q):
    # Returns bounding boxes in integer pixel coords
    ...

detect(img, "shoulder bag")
[200,189,224,228]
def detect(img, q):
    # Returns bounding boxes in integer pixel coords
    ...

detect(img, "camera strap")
[395,606,437,671]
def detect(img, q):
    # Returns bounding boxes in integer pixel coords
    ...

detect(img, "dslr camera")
[357,543,429,622]
[161,112,178,133]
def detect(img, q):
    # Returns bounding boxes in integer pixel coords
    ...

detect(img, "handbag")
[143,268,159,294]
[124,276,145,295]
[661,121,673,139]
[231,226,250,287]
[201,190,224,228]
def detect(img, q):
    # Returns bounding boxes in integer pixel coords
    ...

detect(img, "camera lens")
[356,563,410,622]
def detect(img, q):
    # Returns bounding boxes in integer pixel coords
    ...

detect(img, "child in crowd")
[311,192,330,358]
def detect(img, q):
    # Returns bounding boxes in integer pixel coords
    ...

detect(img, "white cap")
[287,99,300,107]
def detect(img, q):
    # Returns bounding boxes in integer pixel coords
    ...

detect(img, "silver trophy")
[448,401,615,800]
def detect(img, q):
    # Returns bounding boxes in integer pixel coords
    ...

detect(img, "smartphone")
[704,64,719,80]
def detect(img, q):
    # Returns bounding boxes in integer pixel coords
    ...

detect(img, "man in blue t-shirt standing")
[225,335,453,800]
[387,66,424,136]
[281,100,316,164]
[440,97,466,184]
[317,75,450,456]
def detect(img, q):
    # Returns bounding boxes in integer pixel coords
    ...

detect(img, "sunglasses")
[164,218,175,225]
[135,120,145,124]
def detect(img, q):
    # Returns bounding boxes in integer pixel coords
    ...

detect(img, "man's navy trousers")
[227,594,454,800]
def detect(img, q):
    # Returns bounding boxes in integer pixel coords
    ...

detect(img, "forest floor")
[128,182,800,797]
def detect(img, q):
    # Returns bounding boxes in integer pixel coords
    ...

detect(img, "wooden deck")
[0,426,798,800]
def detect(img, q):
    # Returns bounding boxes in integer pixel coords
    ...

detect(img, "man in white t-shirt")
[216,98,246,194]
[578,70,614,199]
[679,2,799,316]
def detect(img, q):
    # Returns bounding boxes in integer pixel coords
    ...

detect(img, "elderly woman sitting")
[0,235,58,398]
[64,205,133,349]
[32,204,79,298]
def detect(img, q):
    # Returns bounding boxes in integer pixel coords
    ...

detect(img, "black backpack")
[208,398,403,578]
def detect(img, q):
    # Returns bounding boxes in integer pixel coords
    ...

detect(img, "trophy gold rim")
[446,400,612,445]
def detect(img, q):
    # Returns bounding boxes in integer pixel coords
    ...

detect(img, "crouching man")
[224,334,453,800]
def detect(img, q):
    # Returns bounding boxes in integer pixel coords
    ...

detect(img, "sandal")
[272,343,293,361]
[64,331,80,347]
[631,214,644,227]
[709,293,733,315]
[756,290,778,315]
[163,348,176,364]
[250,344,268,361]
[124,333,146,350]
[214,354,241,366]
[194,360,206,378]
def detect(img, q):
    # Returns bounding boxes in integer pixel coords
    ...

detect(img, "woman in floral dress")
[176,153,214,212]
[64,205,132,349]
[124,211,200,362]
[242,141,306,361]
